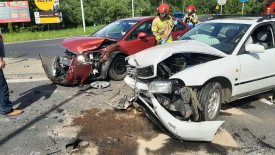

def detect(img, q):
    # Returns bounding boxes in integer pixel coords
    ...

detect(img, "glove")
[161,40,166,45]
[174,20,178,25]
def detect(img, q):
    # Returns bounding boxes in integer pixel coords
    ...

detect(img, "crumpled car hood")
[128,40,228,67]
[60,37,117,54]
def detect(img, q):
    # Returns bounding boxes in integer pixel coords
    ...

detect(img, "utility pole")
[162,0,164,4]
[80,0,86,33]
[132,0,134,17]
[141,9,143,16]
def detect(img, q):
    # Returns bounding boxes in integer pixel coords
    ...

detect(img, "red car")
[40,17,190,85]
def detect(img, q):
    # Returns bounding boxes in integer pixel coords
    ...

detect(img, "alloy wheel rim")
[208,89,220,119]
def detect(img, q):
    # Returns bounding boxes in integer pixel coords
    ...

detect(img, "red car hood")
[60,37,117,54]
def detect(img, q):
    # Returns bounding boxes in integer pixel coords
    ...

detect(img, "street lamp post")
[132,0,134,17]
[183,0,186,14]
[162,0,164,4]
[141,9,143,16]
[80,0,86,33]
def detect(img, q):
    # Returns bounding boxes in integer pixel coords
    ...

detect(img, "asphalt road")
[4,16,211,59]
[4,38,65,59]
[1,79,275,155]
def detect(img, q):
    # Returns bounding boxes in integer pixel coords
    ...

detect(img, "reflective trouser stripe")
[155,36,160,41]
[166,39,173,43]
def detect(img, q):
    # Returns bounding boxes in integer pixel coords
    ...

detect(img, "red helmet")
[158,3,169,15]
[187,5,194,12]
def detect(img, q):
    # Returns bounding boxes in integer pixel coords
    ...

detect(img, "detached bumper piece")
[124,76,224,142]
[40,54,91,85]
[148,94,224,142]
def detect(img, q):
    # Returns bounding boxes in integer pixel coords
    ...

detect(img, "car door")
[236,23,275,96]
[123,20,156,55]
[171,22,188,40]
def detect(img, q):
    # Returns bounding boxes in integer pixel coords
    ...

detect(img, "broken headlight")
[77,55,85,63]
[137,65,154,77]
[149,81,172,94]
[89,53,94,60]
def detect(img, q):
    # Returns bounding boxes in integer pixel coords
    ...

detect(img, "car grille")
[137,65,154,77]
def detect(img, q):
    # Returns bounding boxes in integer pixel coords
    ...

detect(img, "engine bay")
[157,53,220,79]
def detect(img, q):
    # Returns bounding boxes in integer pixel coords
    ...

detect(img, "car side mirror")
[138,32,147,40]
[245,44,265,53]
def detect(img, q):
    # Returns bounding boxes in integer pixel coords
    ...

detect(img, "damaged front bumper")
[40,54,91,85]
[124,76,224,142]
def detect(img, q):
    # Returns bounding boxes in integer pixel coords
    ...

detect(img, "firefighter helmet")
[158,3,169,15]
[187,5,194,13]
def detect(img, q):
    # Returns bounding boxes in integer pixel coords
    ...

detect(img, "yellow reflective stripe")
[152,28,158,32]
[157,19,172,28]
[166,39,173,43]
[155,36,160,40]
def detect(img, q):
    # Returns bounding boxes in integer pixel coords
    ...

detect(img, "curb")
[5,73,46,80]
[7,78,50,83]
[4,35,89,45]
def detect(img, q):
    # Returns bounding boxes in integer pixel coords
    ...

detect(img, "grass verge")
[2,25,104,43]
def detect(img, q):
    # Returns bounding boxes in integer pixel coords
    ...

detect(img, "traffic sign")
[240,0,248,2]
[216,5,220,10]
[218,0,227,5]
[34,11,62,24]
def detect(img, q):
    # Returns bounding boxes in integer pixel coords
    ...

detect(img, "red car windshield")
[92,20,139,40]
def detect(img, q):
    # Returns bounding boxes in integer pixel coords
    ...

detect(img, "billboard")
[0,1,31,23]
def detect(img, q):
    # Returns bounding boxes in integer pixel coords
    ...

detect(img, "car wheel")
[108,55,127,81]
[198,82,222,121]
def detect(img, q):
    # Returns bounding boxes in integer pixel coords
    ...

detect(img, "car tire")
[198,82,222,121]
[108,55,127,81]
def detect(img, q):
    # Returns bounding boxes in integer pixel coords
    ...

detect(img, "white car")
[124,15,275,141]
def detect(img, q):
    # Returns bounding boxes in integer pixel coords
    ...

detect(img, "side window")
[126,20,153,41]
[239,24,275,55]
[172,23,186,32]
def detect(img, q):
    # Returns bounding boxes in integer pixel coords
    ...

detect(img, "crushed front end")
[40,37,119,85]
[124,52,224,142]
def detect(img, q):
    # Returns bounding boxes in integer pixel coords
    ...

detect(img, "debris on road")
[90,81,110,89]
[49,130,59,137]
[78,81,110,91]
[79,141,90,147]
[104,89,131,110]
[78,84,92,91]
[65,138,81,150]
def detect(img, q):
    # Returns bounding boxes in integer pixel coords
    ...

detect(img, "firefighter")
[183,5,198,29]
[152,3,178,45]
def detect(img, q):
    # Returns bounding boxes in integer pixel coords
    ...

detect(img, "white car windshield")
[92,20,139,40]
[181,23,251,54]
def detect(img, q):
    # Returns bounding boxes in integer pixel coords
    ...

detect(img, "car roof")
[206,17,275,25]
[119,16,156,21]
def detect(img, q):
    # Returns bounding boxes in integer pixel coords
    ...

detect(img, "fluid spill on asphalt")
[67,108,243,155]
